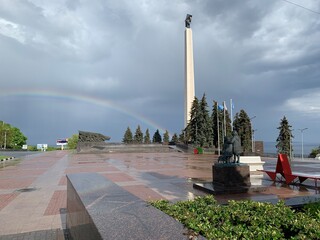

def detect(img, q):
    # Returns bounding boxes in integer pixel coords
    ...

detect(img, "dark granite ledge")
[66,173,203,240]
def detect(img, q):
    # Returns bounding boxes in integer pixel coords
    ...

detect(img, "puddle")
[15,187,38,193]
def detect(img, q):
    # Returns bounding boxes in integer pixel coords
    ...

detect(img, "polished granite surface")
[1,151,319,239]
[66,173,200,240]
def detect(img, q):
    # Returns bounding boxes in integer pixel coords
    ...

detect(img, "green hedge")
[150,195,320,239]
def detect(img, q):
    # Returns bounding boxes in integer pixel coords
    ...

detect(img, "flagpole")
[216,101,220,156]
[223,101,226,137]
[230,99,233,131]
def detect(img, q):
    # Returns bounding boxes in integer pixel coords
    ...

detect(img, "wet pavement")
[0,151,40,159]
[0,150,319,239]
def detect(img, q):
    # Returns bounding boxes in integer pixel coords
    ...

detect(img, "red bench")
[259,154,320,188]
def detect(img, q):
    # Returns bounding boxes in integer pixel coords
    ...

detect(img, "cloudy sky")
[0,0,319,147]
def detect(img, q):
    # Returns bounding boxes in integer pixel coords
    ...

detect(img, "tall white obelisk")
[184,14,195,128]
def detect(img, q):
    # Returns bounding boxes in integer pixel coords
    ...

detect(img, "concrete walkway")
[0,151,319,239]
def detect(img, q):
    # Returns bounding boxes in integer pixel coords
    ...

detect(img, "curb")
[0,157,15,162]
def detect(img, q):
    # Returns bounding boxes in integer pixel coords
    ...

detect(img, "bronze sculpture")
[218,130,242,164]
[185,14,192,28]
[231,130,242,163]
[218,136,233,163]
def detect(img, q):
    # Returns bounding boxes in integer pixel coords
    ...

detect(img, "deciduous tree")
[67,134,79,149]
[309,146,320,158]
[0,121,27,149]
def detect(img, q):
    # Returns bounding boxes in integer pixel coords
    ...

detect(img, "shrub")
[309,146,320,158]
[150,195,320,239]
[27,145,38,151]
[302,201,320,220]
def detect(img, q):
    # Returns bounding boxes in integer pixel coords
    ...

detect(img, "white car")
[315,154,320,160]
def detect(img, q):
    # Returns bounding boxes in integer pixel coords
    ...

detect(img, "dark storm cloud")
[0,0,320,145]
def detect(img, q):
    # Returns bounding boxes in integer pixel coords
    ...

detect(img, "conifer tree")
[152,129,162,143]
[144,128,151,144]
[134,125,143,143]
[171,133,178,143]
[187,96,200,145]
[198,94,213,147]
[122,127,133,144]
[233,109,252,153]
[179,130,188,143]
[211,101,232,149]
[211,101,220,148]
[163,130,170,144]
[276,116,293,156]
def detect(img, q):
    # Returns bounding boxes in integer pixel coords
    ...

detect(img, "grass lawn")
[0,157,20,169]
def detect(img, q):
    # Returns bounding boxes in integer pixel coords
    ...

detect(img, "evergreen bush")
[150,195,320,239]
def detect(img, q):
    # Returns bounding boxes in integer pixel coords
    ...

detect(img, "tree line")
[0,121,27,149]
[120,94,255,153]
[182,94,254,153]
[122,126,172,144]
[66,98,305,158]
[184,94,302,157]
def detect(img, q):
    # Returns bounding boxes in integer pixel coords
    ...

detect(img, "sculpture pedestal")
[193,163,266,195]
[239,156,265,171]
[209,163,251,194]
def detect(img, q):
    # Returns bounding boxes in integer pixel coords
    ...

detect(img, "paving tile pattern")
[58,176,67,186]
[0,177,36,189]
[44,190,67,216]
[1,150,320,239]
[0,229,68,240]
[0,193,19,211]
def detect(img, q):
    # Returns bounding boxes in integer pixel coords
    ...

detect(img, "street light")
[290,129,294,161]
[250,116,256,152]
[252,129,257,152]
[298,128,308,160]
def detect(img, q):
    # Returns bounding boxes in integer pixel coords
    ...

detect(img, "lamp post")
[250,116,256,152]
[298,128,308,160]
[289,129,294,161]
[252,129,257,152]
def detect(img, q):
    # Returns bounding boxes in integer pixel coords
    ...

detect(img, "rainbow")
[0,89,171,135]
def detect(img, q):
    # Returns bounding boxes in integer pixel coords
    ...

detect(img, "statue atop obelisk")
[184,14,195,128]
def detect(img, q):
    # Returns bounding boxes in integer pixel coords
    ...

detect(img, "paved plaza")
[0,150,319,239]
